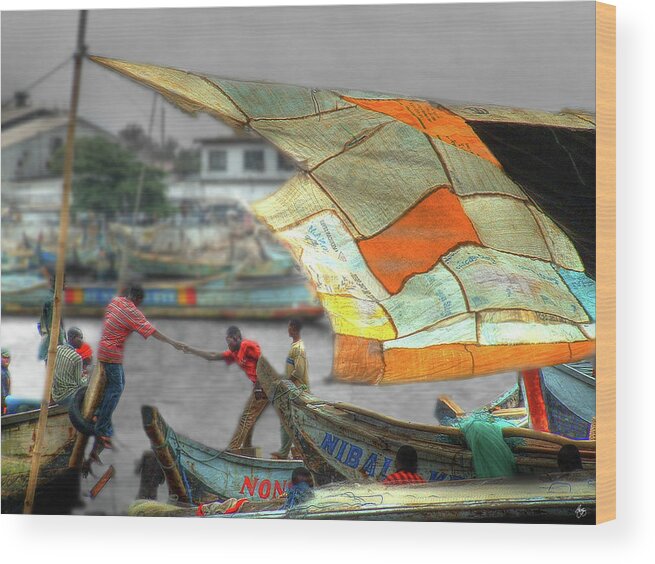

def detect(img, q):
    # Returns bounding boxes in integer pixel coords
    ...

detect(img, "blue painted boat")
[435,361,595,440]
[540,361,596,439]
[141,405,303,504]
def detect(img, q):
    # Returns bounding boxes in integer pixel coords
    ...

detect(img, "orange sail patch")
[370,341,589,384]
[382,344,474,383]
[467,343,574,376]
[358,188,481,294]
[342,96,500,167]
[333,334,385,384]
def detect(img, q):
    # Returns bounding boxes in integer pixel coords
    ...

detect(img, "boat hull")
[281,475,596,523]
[1,405,79,514]
[540,363,595,439]
[129,251,232,278]
[256,357,596,485]
[1,274,323,320]
[131,473,595,524]
[141,405,304,504]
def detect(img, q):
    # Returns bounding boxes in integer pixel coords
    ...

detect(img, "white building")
[1,104,115,219]
[168,135,296,206]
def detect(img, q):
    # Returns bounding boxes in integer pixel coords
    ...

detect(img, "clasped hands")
[173,341,190,353]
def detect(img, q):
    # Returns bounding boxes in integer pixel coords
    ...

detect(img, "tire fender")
[68,386,96,436]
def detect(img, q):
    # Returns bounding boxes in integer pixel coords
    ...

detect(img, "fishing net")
[128,499,196,517]
[458,413,518,478]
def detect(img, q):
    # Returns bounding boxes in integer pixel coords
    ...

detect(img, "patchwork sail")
[91,56,596,384]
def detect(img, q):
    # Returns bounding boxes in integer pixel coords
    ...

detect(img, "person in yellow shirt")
[271,319,308,459]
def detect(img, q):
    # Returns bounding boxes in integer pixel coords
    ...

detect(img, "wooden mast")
[23,10,88,514]
[114,92,159,294]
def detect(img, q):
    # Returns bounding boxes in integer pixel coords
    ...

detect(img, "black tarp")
[470,122,596,279]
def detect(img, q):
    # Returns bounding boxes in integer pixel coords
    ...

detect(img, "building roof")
[193,130,265,145]
[1,106,53,128]
[194,136,265,145]
[1,114,112,149]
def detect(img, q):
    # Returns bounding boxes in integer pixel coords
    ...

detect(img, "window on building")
[208,150,228,171]
[277,153,296,171]
[50,136,63,155]
[243,149,265,172]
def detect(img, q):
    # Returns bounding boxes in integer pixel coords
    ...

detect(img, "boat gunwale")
[284,383,596,452]
[1,404,70,426]
[169,427,303,471]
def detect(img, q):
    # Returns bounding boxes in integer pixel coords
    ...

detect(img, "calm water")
[1,315,516,515]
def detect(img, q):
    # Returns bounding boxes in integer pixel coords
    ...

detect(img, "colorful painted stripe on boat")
[177,288,197,306]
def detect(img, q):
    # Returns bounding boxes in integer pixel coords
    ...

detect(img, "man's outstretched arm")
[151,329,184,351]
[181,343,224,361]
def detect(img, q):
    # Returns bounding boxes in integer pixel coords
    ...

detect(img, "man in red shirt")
[75,340,93,377]
[383,445,426,485]
[95,284,184,448]
[183,326,267,451]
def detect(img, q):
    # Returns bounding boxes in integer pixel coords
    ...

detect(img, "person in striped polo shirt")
[51,327,87,406]
[95,284,184,449]
[383,445,426,485]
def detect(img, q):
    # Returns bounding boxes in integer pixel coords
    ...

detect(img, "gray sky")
[1,3,596,147]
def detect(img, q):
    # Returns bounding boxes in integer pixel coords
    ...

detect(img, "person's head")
[291,467,313,487]
[288,318,302,339]
[557,444,583,472]
[225,326,242,352]
[1,348,11,368]
[126,284,145,306]
[394,445,419,473]
[67,327,84,349]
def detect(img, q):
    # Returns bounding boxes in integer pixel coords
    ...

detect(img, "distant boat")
[1,248,36,273]
[1,269,323,320]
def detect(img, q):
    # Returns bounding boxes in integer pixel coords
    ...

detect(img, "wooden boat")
[141,405,304,504]
[436,360,596,440]
[256,356,596,485]
[1,405,79,514]
[130,471,596,524]
[129,250,233,279]
[1,271,323,320]
[1,247,37,273]
[128,240,295,280]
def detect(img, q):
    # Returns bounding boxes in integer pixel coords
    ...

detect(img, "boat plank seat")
[491,407,527,418]
[437,395,465,417]
[226,447,262,458]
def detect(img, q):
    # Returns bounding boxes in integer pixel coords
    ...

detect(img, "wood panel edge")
[595,0,616,525]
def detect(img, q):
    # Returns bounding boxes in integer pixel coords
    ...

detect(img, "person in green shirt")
[37,274,65,363]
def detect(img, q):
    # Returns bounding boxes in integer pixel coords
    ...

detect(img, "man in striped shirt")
[52,327,87,406]
[95,284,184,448]
[383,445,426,485]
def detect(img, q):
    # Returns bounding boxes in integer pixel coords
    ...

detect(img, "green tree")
[49,136,171,220]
